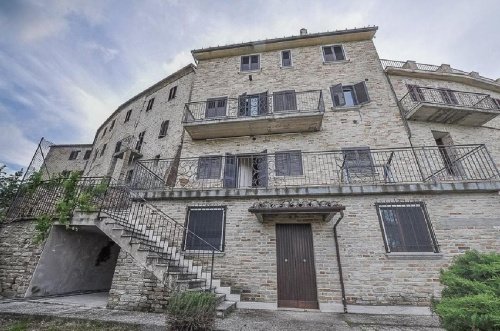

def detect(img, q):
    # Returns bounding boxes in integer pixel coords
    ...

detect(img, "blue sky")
[1,0,499,172]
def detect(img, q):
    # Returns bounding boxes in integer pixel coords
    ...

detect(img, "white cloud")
[0,123,37,169]
[161,51,194,75]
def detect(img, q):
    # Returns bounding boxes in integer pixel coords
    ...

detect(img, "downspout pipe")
[333,210,348,313]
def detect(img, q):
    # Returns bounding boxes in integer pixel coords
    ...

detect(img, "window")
[238,92,268,116]
[407,85,425,102]
[240,55,260,71]
[100,144,107,157]
[114,141,122,154]
[281,50,292,67]
[376,202,439,253]
[83,150,92,160]
[433,131,463,176]
[322,45,345,62]
[125,109,132,122]
[158,120,169,138]
[341,147,375,180]
[275,151,303,176]
[135,131,145,152]
[146,98,155,112]
[168,86,177,101]
[330,82,370,107]
[101,127,107,138]
[197,156,222,179]
[68,150,80,160]
[273,90,297,112]
[493,98,500,108]
[109,119,116,131]
[205,98,227,118]
[184,207,225,251]
[125,169,134,183]
[438,88,458,105]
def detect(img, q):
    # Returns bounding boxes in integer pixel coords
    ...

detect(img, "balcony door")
[223,151,268,188]
[238,92,268,117]
[433,132,464,177]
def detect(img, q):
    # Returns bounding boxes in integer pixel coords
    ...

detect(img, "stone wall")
[182,39,409,158]
[43,144,92,178]
[107,251,170,312]
[0,220,42,297]
[85,67,195,179]
[149,191,500,307]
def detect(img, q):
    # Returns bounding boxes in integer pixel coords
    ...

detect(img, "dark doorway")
[276,224,318,309]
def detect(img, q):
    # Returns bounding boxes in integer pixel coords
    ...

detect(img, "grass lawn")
[0,315,139,331]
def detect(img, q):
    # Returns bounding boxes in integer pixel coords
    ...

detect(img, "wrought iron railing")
[5,176,109,221]
[399,87,500,116]
[5,176,220,291]
[380,59,498,83]
[100,180,220,290]
[183,90,324,123]
[134,144,499,190]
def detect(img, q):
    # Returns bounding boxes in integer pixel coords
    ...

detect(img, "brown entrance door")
[276,224,319,309]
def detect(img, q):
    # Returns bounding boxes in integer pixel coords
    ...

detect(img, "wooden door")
[276,224,318,309]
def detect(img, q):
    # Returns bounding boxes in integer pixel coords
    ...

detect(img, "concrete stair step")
[216,301,236,318]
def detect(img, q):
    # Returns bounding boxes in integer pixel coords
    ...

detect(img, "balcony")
[113,135,143,159]
[133,144,499,191]
[399,87,500,126]
[183,90,325,139]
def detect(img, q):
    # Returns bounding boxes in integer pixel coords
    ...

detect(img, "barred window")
[184,207,225,251]
[376,202,439,253]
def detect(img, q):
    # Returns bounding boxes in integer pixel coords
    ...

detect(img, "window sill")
[183,250,225,257]
[323,59,350,65]
[385,252,443,260]
[330,105,362,111]
[280,65,294,70]
[239,68,262,74]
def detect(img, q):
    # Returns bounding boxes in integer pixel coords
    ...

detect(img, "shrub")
[166,291,217,331]
[433,250,500,331]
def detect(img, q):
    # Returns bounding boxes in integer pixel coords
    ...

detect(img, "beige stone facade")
[2,27,500,314]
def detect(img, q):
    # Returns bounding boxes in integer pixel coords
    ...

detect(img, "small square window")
[376,202,439,253]
[125,109,132,122]
[146,98,155,112]
[197,156,222,179]
[281,50,292,67]
[241,55,260,71]
[275,150,303,176]
[68,151,80,160]
[322,45,345,62]
[158,120,169,138]
[83,150,92,160]
[184,207,225,251]
[168,86,177,101]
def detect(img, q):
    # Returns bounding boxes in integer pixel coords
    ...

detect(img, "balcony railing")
[399,87,500,126]
[132,144,499,191]
[183,90,324,123]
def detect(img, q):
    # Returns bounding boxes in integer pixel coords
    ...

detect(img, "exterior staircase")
[74,183,239,317]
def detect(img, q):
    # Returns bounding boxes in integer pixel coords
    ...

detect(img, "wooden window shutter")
[241,56,250,71]
[333,46,345,60]
[205,100,217,118]
[354,82,370,104]
[275,152,288,176]
[223,154,237,188]
[323,46,335,62]
[275,151,302,176]
[250,55,260,70]
[289,151,303,175]
[330,84,345,107]
[198,156,221,179]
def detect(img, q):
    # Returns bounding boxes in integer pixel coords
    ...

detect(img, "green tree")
[0,165,23,222]
[433,250,500,331]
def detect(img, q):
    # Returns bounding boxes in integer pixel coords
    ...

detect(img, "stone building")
[1,26,499,316]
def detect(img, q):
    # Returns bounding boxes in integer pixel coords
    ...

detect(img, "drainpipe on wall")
[333,210,348,313]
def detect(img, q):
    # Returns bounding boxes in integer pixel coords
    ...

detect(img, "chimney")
[300,28,308,36]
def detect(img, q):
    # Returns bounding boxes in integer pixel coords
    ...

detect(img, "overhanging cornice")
[248,200,346,223]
